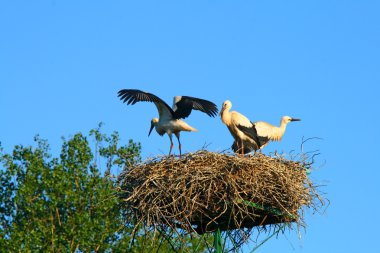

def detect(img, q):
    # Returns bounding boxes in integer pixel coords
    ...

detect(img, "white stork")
[118,89,218,157]
[231,116,301,154]
[220,100,260,155]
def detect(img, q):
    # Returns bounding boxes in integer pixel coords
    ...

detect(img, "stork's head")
[148,118,159,136]
[282,116,301,124]
[220,100,232,116]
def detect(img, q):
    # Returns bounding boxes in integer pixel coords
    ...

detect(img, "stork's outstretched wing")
[172,96,218,119]
[118,89,174,120]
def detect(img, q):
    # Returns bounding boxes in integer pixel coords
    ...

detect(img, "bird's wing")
[235,123,260,150]
[254,121,281,143]
[172,96,218,119]
[118,89,174,120]
[230,112,260,149]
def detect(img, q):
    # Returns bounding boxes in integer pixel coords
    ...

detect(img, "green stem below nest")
[214,228,223,253]
[238,199,297,220]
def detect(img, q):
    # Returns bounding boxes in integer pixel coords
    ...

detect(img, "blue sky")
[1,1,379,252]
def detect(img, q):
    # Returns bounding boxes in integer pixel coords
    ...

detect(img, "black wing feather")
[117,89,174,115]
[173,96,218,119]
[236,123,261,149]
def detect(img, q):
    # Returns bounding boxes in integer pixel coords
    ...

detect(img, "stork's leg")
[168,133,174,156]
[241,140,244,156]
[175,132,182,157]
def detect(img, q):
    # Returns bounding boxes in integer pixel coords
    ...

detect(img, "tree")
[0,126,210,252]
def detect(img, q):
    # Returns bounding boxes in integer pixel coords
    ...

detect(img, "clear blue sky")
[1,1,379,252]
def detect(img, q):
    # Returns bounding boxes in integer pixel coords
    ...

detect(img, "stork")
[231,116,301,154]
[220,100,260,155]
[118,89,218,157]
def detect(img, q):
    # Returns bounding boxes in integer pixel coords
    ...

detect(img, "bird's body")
[220,100,260,155]
[223,111,253,145]
[152,117,198,136]
[232,116,301,154]
[118,89,217,156]
[254,119,288,148]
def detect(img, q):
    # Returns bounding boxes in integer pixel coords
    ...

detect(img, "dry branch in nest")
[117,150,324,238]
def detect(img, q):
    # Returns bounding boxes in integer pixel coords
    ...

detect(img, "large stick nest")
[117,151,324,235]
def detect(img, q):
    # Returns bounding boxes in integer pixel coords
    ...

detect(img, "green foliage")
[0,125,210,252]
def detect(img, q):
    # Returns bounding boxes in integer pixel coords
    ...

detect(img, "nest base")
[118,151,320,234]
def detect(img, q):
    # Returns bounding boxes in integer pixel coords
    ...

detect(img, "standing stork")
[118,89,218,157]
[220,100,260,155]
[231,116,301,154]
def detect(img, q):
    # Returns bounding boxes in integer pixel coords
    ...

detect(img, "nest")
[117,151,323,236]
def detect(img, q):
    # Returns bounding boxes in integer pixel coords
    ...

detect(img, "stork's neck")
[278,120,289,134]
[155,123,166,135]
[220,108,231,124]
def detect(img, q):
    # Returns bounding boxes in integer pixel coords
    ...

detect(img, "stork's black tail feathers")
[231,140,256,154]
